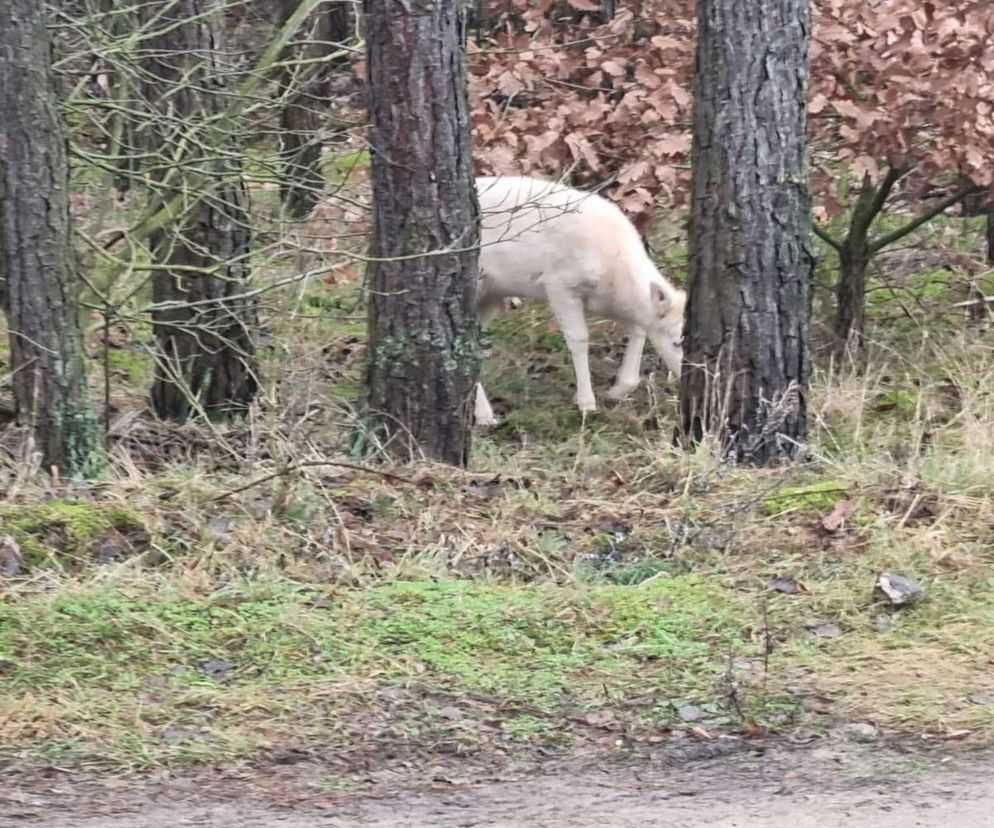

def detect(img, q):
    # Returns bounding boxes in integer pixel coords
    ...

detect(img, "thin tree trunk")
[140,0,259,422]
[834,240,870,356]
[829,170,900,357]
[986,204,994,265]
[99,1,141,195]
[362,0,481,465]
[678,0,814,465]
[825,170,980,356]
[830,175,880,357]
[0,0,103,477]
[466,0,487,40]
[277,0,353,219]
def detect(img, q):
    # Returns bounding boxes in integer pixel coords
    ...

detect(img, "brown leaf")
[651,35,683,50]
[851,156,879,182]
[767,576,807,595]
[669,84,691,107]
[600,60,626,77]
[809,93,829,114]
[567,0,600,10]
[821,499,856,532]
[655,134,691,156]
[496,71,525,96]
[618,160,650,183]
[564,133,601,170]
[831,99,862,119]
[463,477,507,501]
[634,62,662,90]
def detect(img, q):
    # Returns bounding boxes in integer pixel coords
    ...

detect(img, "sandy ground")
[5,740,993,827]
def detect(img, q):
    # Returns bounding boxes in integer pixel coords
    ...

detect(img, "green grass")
[0,573,769,769]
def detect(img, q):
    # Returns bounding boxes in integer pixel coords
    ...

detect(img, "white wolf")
[474,175,686,425]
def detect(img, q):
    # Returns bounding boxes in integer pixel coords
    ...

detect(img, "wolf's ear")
[650,281,677,315]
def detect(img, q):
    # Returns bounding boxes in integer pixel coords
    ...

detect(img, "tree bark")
[277,0,353,219]
[0,0,103,477]
[362,0,481,466]
[679,0,814,465]
[140,0,259,422]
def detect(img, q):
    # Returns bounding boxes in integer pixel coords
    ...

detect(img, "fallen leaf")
[821,499,856,532]
[767,576,807,594]
[98,526,132,565]
[831,98,862,119]
[601,60,626,77]
[463,480,502,500]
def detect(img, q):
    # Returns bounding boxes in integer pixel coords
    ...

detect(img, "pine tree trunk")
[679,0,813,465]
[140,0,259,422]
[0,0,103,478]
[362,0,481,465]
[277,0,353,219]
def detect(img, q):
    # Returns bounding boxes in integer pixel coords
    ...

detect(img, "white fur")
[473,175,686,426]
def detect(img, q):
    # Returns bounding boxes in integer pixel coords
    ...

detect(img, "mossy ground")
[2,164,994,775]
[0,499,148,570]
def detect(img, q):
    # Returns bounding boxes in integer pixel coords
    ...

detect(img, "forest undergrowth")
[1,182,993,776]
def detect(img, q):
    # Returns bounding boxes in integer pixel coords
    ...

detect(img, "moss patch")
[762,481,851,517]
[0,500,149,571]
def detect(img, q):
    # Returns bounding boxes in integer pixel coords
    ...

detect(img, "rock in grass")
[678,704,705,723]
[969,689,994,706]
[874,572,925,607]
[0,535,22,577]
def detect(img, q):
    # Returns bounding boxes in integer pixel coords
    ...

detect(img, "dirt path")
[5,741,993,827]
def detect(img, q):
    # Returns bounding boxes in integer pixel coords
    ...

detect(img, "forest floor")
[2,191,994,825]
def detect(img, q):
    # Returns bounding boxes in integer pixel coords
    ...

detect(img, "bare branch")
[869,183,985,254]
[812,222,842,251]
